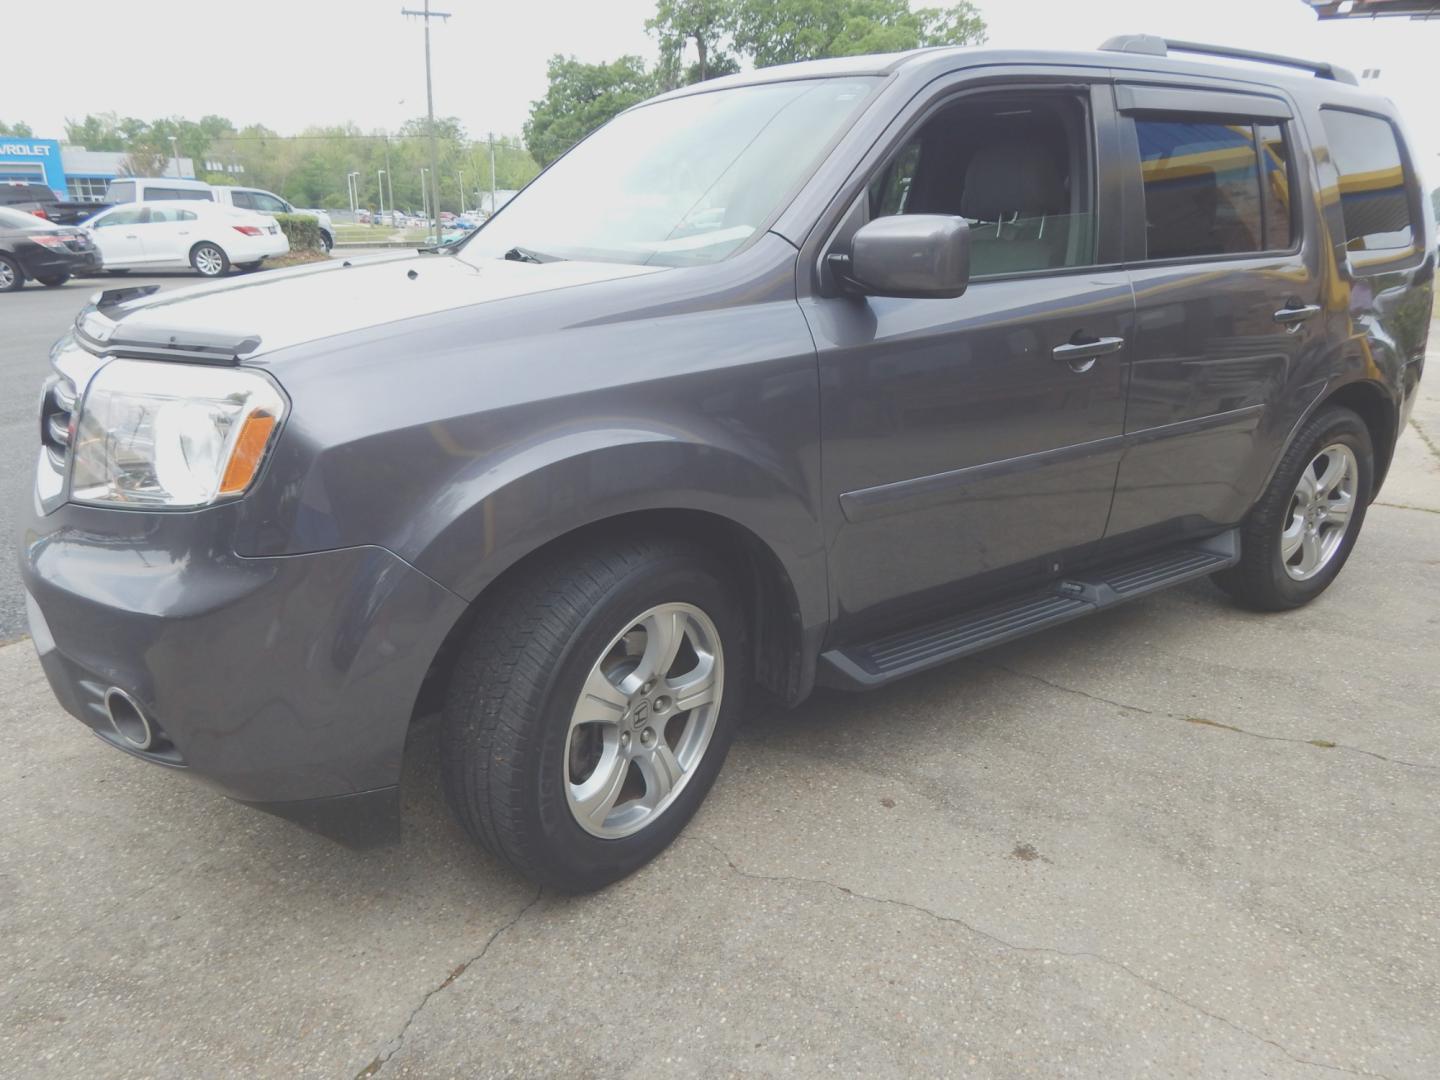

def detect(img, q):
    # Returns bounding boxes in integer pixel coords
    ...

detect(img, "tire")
[1214,405,1373,611]
[236,261,263,272]
[0,253,24,292]
[319,231,333,253]
[104,268,131,275]
[37,273,70,287]
[189,242,230,277]
[442,537,747,892]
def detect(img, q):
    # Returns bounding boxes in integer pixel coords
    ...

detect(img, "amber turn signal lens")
[218,411,277,495]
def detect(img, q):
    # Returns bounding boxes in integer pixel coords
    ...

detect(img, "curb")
[334,241,423,249]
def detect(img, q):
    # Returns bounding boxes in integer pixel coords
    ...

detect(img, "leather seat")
[958,140,1070,276]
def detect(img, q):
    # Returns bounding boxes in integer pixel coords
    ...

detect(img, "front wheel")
[1214,405,1373,611]
[190,242,229,277]
[442,538,746,892]
[319,231,333,253]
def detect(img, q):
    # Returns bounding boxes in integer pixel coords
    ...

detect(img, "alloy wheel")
[0,260,15,289]
[194,246,224,275]
[564,602,724,839]
[1281,443,1357,581]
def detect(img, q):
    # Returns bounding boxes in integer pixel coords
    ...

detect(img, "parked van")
[27,37,1431,891]
[104,178,334,250]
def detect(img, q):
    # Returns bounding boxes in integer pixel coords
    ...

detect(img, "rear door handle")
[1274,303,1321,326]
[1052,336,1125,373]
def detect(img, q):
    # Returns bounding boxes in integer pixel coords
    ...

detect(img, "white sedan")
[84,200,289,277]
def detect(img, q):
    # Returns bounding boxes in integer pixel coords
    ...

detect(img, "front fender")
[412,432,828,633]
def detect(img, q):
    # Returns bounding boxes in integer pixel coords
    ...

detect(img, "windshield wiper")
[503,245,564,264]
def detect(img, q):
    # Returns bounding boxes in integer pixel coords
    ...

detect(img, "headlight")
[70,359,286,508]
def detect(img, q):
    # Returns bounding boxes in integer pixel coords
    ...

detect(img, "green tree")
[0,120,34,137]
[523,55,656,166]
[649,0,735,88]
[731,0,985,68]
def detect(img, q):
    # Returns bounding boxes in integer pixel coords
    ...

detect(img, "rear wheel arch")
[1316,380,1398,497]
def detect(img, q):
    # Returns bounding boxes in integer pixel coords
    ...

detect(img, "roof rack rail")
[1099,34,1358,86]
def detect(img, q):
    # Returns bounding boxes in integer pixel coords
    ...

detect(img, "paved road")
[0,252,398,643]
[1,308,1438,1074]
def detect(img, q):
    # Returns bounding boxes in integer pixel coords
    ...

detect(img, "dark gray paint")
[16,44,1432,826]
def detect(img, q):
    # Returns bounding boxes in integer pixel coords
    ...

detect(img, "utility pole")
[382,134,394,219]
[457,169,464,214]
[169,136,180,177]
[419,167,429,222]
[488,132,496,215]
[377,170,386,224]
[402,2,450,241]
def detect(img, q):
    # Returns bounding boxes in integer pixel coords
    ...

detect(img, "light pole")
[419,167,429,222]
[488,132,496,216]
[169,136,180,177]
[377,170,386,225]
[402,2,451,244]
[347,171,359,216]
[457,169,464,214]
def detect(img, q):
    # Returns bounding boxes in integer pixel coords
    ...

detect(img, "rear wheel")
[36,273,70,287]
[1214,406,1373,611]
[442,538,746,892]
[0,254,24,292]
[190,242,229,277]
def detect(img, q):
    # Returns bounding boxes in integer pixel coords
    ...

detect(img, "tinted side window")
[149,187,212,202]
[1255,123,1293,250]
[252,192,288,213]
[1320,108,1414,252]
[96,208,144,227]
[230,191,255,209]
[868,92,1097,278]
[1136,118,1294,259]
[107,180,136,203]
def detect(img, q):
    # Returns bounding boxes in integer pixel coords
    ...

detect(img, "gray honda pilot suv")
[20,37,1432,890]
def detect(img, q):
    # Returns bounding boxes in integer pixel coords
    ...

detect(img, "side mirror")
[840,214,970,299]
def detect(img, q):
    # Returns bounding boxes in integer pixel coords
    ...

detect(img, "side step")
[818,530,1239,690]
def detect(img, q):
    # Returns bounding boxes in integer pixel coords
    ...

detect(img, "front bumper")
[20,501,467,836]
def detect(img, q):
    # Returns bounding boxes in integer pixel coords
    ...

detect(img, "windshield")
[459,77,877,268]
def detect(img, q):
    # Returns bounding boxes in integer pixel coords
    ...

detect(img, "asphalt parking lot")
[2,273,1439,1076]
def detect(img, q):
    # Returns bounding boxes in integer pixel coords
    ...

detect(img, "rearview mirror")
[843,214,970,299]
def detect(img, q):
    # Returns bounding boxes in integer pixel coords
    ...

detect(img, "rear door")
[139,206,198,264]
[1106,82,1325,544]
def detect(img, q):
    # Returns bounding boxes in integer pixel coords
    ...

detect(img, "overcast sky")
[10,0,1440,185]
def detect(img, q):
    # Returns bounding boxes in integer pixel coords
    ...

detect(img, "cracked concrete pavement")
[2,371,1438,1078]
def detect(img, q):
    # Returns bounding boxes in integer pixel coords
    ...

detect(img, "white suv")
[103,179,334,251]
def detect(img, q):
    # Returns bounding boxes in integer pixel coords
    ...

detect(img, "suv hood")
[85,252,664,357]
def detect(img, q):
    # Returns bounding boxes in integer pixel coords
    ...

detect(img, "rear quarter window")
[1319,108,1414,252]
[107,180,136,203]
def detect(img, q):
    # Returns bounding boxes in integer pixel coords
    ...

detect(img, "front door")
[801,81,1134,638]
[90,206,148,267]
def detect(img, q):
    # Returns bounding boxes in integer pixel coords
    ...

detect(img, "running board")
[818,530,1239,690]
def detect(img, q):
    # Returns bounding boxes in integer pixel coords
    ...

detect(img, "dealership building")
[0,136,197,202]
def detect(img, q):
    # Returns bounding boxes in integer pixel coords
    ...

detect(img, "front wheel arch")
[410,508,814,732]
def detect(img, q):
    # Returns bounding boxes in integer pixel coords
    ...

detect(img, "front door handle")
[1274,303,1321,327]
[1052,335,1125,373]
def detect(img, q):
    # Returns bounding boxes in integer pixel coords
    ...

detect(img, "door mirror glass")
[845,214,970,299]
